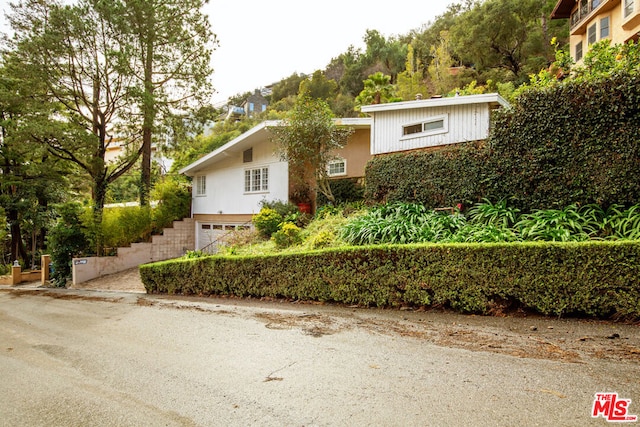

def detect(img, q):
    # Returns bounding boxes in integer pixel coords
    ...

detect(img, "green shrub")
[317,178,365,206]
[151,177,191,232]
[47,202,91,286]
[141,241,640,319]
[259,199,299,218]
[340,202,466,245]
[272,223,302,248]
[101,206,153,248]
[253,208,283,238]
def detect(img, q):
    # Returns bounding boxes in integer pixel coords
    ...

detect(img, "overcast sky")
[0,0,456,105]
[206,0,455,104]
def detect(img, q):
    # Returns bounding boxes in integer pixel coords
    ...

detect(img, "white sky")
[0,0,456,105]
[206,0,455,104]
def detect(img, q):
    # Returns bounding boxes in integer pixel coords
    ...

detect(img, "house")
[551,0,640,62]
[360,93,509,156]
[179,118,371,251]
[242,89,269,118]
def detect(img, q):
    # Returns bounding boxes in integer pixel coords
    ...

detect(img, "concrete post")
[41,255,51,285]
[11,263,21,286]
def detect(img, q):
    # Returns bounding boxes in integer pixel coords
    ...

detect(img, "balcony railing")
[570,0,602,28]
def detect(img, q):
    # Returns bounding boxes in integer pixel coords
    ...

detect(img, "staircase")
[72,218,195,286]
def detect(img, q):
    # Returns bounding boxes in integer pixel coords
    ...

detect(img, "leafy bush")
[365,142,488,208]
[272,223,302,248]
[141,241,640,319]
[47,202,90,286]
[151,177,191,232]
[340,202,466,245]
[101,206,153,248]
[259,199,299,218]
[317,178,365,206]
[252,208,283,238]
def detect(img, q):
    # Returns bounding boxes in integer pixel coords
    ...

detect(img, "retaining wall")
[72,219,195,285]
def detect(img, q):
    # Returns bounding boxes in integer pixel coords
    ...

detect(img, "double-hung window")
[625,0,634,18]
[575,41,584,61]
[600,17,610,39]
[195,175,206,196]
[244,167,269,193]
[587,23,597,45]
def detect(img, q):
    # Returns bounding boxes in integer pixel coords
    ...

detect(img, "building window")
[249,102,254,112]
[327,159,347,177]
[600,16,610,38]
[592,0,601,9]
[401,115,448,139]
[243,147,253,163]
[625,0,634,17]
[244,167,269,193]
[196,175,206,196]
[576,41,583,61]
[587,23,597,45]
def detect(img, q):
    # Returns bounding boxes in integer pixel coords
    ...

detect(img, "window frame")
[244,166,269,194]
[327,158,347,177]
[195,175,207,196]
[624,0,634,18]
[400,114,449,141]
[587,23,597,45]
[600,16,610,39]
[575,41,584,61]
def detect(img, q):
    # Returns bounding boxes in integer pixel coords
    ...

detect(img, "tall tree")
[396,43,430,100]
[0,57,67,264]
[450,0,562,81]
[7,0,141,254]
[109,0,217,206]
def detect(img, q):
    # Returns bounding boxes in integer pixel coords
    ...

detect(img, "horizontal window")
[401,115,448,139]
[327,159,347,177]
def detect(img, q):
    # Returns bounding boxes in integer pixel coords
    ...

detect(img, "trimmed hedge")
[365,142,488,207]
[140,241,640,319]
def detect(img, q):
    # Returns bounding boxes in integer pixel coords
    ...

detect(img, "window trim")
[244,166,269,194]
[400,114,449,141]
[575,40,584,61]
[600,16,610,39]
[195,175,206,196]
[587,23,597,45]
[327,158,347,177]
[624,0,634,18]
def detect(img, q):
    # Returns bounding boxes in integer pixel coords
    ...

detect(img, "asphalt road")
[1,288,638,426]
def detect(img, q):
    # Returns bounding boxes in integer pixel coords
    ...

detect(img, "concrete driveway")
[1,288,638,426]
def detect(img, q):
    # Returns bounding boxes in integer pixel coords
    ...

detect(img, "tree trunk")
[140,30,155,207]
[8,207,28,263]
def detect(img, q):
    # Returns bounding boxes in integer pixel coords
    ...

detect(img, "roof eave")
[550,0,575,19]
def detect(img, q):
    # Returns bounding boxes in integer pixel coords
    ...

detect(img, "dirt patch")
[8,289,123,304]
[250,306,640,364]
[68,268,146,293]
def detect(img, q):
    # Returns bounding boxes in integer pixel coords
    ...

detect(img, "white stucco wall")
[191,141,289,216]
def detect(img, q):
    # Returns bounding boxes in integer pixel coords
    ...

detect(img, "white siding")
[371,104,490,155]
[191,141,289,216]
